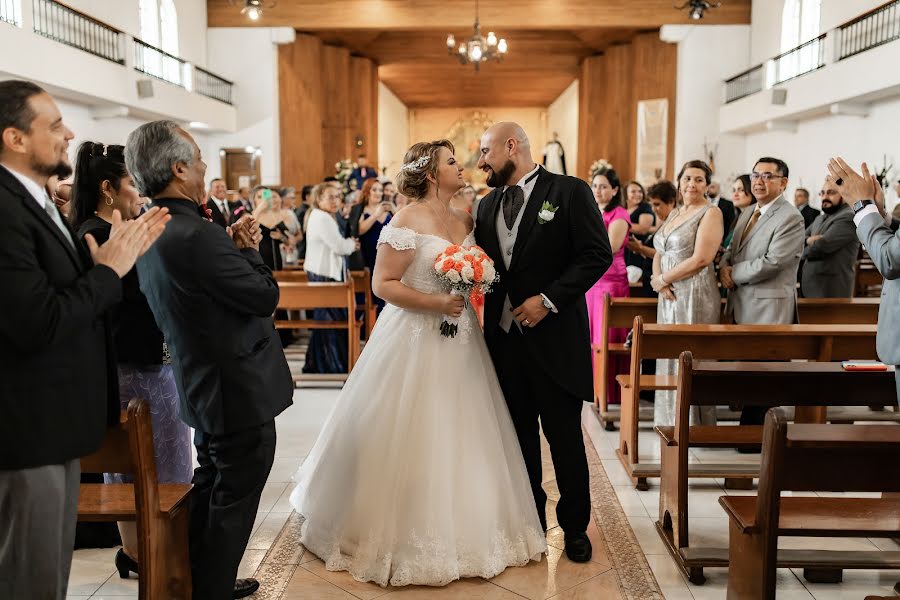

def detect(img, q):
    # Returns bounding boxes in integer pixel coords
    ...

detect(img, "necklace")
[426,200,456,243]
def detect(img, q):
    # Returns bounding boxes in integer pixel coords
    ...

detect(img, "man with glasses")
[719,157,805,425]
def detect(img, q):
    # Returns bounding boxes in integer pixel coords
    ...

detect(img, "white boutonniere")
[537,201,558,224]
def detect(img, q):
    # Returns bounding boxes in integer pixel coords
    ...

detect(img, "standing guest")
[350,178,393,304]
[451,184,477,214]
[623,180,655,295]
[382,179,397,204]
[625,180,679,269]
[0,80,169,600]
[256,187,302,265]
[800,177,859,298]
[794,187,820,229]
[707,180,735,235]
[394,191,411,210]
[585,168,630,406]
[233,185,253,217]
[832,159,900,404]
[206,177,231,227]
[294,184,314,259]
[720,157,805,426]
[303,183,360,373]
[723,174,755,248]
[127,120,293,600]
[68,141,192,579]
[651,161,723,426]
[349,153,378,190]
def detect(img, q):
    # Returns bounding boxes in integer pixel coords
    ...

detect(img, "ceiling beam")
[208,0,751,29]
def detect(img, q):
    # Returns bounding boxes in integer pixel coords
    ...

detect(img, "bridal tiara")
[401,156,430,172]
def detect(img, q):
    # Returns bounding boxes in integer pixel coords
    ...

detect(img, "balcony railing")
[837,0,900,61]
[133,38,188,89]
[194,67,234,105]
[769,33,826,87]
[33,0,124,65]
[1,0,20,26]
[725,64,764,104]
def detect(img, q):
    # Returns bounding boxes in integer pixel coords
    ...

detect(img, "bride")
[290,140,546,587]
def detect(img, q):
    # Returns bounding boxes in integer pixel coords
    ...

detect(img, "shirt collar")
[756,194,783,216]
[503,164,541,193]
[1,163,50,209]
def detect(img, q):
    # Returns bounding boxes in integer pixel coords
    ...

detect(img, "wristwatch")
[541,296,553,310]
[852,199,874,214]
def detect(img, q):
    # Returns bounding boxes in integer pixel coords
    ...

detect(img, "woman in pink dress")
[586,168,631,405]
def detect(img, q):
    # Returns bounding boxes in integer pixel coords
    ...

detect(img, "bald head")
[477,121,536,188]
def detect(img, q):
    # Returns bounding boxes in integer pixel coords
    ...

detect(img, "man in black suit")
[0,80,169,599]
[206,177,231,227]
[348,153,378,191]
[708,180,735,235]
[475,122,612,563]
[126,121,294,600]
[794,187,820,229]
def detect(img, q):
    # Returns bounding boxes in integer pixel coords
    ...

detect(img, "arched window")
[138,0,182,85]
[771,0,821,84]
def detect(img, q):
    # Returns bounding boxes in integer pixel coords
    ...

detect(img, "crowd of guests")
[588,154,878,428]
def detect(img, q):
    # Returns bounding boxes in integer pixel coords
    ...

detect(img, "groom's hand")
[513,296,550,328]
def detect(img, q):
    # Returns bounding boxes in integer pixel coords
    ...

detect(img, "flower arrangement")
[334,159,354,193]
[433,244,498,337]
[589,159,613,178]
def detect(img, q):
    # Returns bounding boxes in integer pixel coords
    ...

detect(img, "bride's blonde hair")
[396,139,455,200]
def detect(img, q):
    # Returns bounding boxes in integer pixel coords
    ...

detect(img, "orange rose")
[441,258,455,272]
[446,244,462,255]
[454,261,465,271]
[463,254,475,263]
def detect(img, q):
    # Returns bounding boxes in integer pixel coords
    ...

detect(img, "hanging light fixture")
[446,0,507,71]
[228,0,276,21]
[674,0,722,20]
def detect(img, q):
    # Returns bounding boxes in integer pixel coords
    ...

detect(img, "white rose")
[460,265,475,284]
[482,262,496,282]
[539,209,555,222]
[453,252,465,261]
[446,269,461,283]
[435,263,444,274]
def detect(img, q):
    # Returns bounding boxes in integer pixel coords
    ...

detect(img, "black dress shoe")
[233,578,260,599]
[564,532,592,563]
[114,548,139,579]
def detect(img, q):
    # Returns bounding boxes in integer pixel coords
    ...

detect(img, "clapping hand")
[227,215,262,251]
[827,158,884,215]
[86,207,171,277]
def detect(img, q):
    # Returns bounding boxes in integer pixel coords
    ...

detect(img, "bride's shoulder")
[449,207,475,231]
[388,203,427,233]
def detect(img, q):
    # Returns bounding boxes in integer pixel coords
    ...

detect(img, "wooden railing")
[194,66,234,105]
[837,0,900,60]
[32,0,124,65]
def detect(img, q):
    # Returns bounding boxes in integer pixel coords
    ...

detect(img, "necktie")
[219,201,230,224]
[742,208,761,242]
[502,185,525,230]
[44,198,75,248]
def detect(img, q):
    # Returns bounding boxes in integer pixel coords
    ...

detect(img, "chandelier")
[675,0,722,20]
[446,0,507,71]
[228,0,276,21]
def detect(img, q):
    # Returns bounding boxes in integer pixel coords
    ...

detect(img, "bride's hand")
[436,293,465,318]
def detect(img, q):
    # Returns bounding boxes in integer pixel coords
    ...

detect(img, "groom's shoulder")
[544,170,590,197]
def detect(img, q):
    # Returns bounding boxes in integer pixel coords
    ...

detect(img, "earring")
[104,194,114,207]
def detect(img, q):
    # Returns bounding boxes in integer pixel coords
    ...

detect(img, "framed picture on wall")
[635,99,668,186]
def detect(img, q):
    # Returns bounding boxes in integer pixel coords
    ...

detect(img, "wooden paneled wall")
[278,34,378,186]
[577,32,677,182]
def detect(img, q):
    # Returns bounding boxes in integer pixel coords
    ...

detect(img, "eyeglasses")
[750,172,785,182]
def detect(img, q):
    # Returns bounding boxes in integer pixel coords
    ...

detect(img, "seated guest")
[800,176,859,298]
[794,187,820,229]
[68,141,192,578]
[206,177,231,227]
[127,120,293,600]
[303,183,360,373]
[0,80,168,600]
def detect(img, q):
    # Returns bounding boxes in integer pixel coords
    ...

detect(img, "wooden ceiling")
[208,0,751,108]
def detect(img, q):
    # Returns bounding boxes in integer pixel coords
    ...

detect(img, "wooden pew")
[656,354,897,584]
[592,296,880,429]
[78,398,193,599]
[719,409,900,599]
[274,269,377,339]
[617,318,879,489]
[276,281,361,372]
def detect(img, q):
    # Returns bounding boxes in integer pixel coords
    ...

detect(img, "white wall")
[669,25,751,184]
[377,82,409,179]
[200,27,281,184]
[546,80,578,177]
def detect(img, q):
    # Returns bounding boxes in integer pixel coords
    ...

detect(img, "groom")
[475,123,612,562]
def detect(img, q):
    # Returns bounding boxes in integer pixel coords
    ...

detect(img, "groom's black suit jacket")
[476,167,612,402]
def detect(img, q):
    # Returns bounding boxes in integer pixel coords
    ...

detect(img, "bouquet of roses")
[433,244,498,337]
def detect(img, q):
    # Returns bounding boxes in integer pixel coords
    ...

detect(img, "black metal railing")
[838,0,900,60]
[33,0,124,64]
[725,63,764,103]
[1,0,20,26]
[770,33,826,86]
[133,38,187,88]
[194,67,234,105]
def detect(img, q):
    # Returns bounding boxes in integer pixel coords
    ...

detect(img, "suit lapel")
[478,188,506,275]
[510,167,552,271]
[739,196,785,251]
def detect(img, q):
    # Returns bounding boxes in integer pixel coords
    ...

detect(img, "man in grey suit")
[800,178,859,298]
[829,158,900,404]
[720,156,805,425]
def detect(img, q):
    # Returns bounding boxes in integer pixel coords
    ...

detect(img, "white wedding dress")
[290,223,546,587]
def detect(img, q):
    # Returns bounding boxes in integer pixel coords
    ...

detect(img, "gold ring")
[524,319,531,325]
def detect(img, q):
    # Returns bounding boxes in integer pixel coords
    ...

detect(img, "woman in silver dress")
[650,161,724,426]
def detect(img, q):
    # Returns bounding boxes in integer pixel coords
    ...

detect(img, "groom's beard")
[486,160,517,188]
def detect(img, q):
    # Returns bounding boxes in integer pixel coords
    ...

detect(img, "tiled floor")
[67,389,900,599]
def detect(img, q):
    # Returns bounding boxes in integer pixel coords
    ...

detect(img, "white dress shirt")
[1,163,74,247]
[853,202,893,228]
[304,208,357,281]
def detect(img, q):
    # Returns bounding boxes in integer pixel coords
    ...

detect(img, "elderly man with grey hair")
[126,121,294,599]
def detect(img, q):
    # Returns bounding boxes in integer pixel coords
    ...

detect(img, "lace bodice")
[377,224,476,295]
